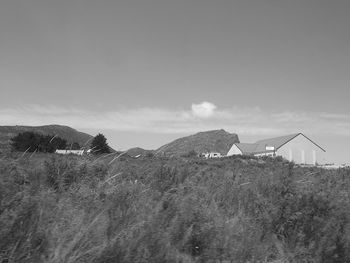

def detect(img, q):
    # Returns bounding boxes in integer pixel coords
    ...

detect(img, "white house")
[227,133,326,165]
[55,149,84,156]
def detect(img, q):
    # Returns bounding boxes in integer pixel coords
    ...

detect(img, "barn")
[227,133,326,165]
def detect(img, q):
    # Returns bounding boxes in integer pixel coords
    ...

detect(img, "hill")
[156,129,240,156]
[0,125,93,150]
[126,147,154,157]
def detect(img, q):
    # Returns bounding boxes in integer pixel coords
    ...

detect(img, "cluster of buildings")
[55,149,92,156]
[204,133,326,165]
[56,133,327,166]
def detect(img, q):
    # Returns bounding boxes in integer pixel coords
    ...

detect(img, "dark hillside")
[156,129,239,156]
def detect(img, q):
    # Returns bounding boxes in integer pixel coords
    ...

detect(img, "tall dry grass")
[1,154,350,262]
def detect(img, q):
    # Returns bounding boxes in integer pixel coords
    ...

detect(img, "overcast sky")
[1,0,349,163]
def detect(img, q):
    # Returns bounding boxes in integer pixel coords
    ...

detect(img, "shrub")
[11,132,68,153]
[181,150,197,158]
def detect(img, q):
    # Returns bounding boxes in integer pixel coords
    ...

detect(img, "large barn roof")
[254,133,300,152]
[235,143,258,154]
[233,133,325,154]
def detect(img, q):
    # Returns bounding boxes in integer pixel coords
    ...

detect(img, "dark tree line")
[11,131,80,153]
[11,131,112,155]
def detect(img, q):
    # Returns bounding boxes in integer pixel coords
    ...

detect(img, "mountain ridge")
[156,129,240,156]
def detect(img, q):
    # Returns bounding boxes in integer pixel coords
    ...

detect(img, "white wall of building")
[55,149,84,155]
[227,144,242,156]
[276,134,325,165]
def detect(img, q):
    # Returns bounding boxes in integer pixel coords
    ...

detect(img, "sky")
[0,0,349,163]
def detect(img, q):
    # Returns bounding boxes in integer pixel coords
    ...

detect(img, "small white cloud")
[191,102,217,118]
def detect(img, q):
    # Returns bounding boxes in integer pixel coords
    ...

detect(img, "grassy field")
[1,152,350,263]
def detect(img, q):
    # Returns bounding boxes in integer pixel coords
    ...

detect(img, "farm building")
[55,149,84,155]
[227,133,326,165]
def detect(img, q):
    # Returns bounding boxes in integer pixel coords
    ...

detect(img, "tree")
[42,135,67,152]
[11,131,40,152]
[11,132,67,153]
[90,133,110,154]
[69,142,81,150]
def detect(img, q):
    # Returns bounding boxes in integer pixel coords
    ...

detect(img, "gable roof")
[235,143,258,154]
[254,133,300,153]
[232,133,325,154]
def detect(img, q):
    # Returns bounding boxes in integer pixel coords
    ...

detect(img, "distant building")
[227,133,326,165]
[55,149,84,156]
[202,152,222,159]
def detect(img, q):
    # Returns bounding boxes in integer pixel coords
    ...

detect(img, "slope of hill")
[156,129,240,156]
[126,147,154,157]
[0,125,93,150]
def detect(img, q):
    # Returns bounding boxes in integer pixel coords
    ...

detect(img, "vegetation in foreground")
[0,152,350,263]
